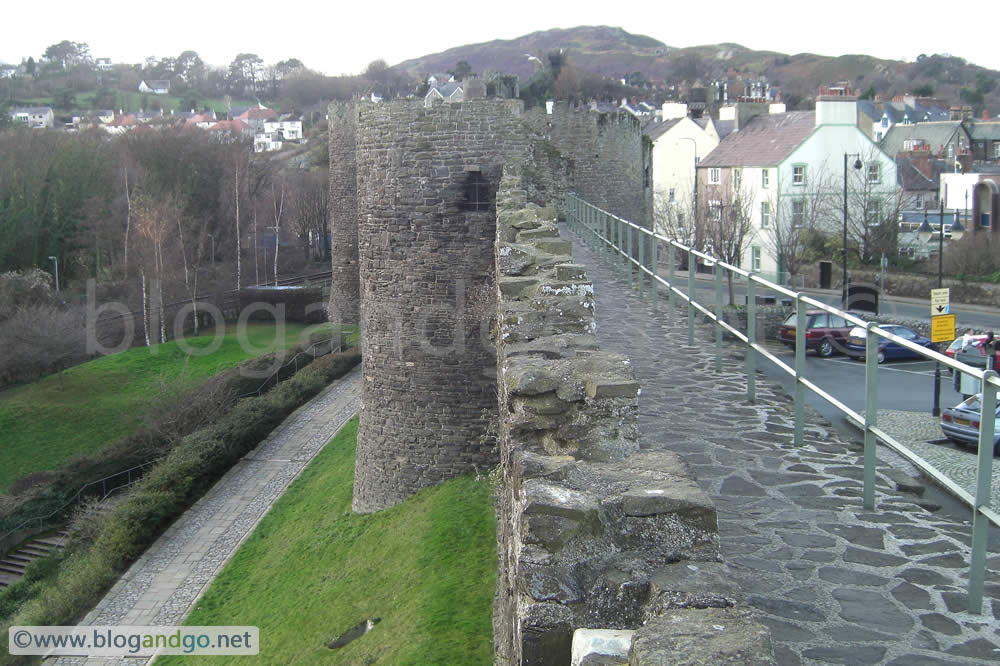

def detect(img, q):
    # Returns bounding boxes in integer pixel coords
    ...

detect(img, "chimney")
[903,150,932,180]
[734,101,768,131]
[815,95,859,127]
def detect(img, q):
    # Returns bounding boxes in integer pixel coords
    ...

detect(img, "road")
[663,270,1000,331]
[759,344,966,421]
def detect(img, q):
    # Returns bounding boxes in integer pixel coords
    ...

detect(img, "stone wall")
[327,101,360,325]
[492,166,773,664]
[351,99,528,513]
[525,103,654,231]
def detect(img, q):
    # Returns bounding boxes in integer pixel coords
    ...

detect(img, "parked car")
[944,335,1000,367]
[940,394,1000,455]
[778,310,858,357]
[844,325,937,364]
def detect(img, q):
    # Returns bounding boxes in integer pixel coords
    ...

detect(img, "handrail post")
[968,370,997,613]
[746,275,757,403]
[638,230,646,300]
[625,222,633,288]
[651,233,659,309]
[687,248,696,345]
[667,241,675,318]
[794,300,806,446]
[600,212,607,260]
[714,262,723,372]
[863,322,880,511]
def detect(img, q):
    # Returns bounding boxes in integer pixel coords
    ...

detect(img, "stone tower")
[351,99,527,512]
[327,101,360,324]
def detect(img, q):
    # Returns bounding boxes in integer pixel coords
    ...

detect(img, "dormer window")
[881,116,888,128]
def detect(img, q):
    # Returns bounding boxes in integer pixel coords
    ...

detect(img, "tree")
[451,60,473,81]
[759,168,837,284]
[700,171,756,304]
[229,53,263,94]
[846,149,908,265]
[43,40,91,71]
[913,83,934,97]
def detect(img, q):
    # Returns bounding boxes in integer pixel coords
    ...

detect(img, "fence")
[567,193,997,614]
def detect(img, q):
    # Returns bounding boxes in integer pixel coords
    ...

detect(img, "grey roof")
[12,106,52,114]
[895,155,939,192]
[644,117,684,141]
[968,121,1000,141]
[699,112,815,167]
[146,79,170,88]
[880,121,967,157]
[713,118,735,140]
[427,82,463,98]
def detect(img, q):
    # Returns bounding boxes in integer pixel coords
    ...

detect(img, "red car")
[944,335,1000,368]
[778,310,858,357]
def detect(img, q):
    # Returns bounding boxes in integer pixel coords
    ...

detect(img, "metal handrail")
[567,193,996,614]
[0,458,164,544]
[236,336,343,399]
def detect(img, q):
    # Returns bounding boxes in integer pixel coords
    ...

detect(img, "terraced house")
[697,96,898,283]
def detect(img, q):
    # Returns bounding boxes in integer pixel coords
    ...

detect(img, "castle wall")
[351,99,527,513]
[525,104,654,230]
[327,101,360,324]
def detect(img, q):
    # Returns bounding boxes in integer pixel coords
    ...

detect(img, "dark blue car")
[845,324,937,364]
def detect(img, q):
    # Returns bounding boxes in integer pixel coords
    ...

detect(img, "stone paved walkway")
[566,228,1000,666]
[53,367,361,664]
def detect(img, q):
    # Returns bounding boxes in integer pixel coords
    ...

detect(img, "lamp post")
[918,203,965,416]
[47,255,59,292]
[842,153,863,308]
[677,136,698,233]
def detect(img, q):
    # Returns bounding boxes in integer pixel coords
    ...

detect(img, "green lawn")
[160,417,497,665]
[0,322,350,492]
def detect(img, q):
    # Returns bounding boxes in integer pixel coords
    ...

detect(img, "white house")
[698,97,898,282]
[263,118,303,141]
[8,106,54,128]
[95,57,113,71]
[646,103,720,240]
[424,82,464,108]
[138,80,170,95]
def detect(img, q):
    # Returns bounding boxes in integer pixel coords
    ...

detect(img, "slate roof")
[880,121,966,157]
[968,121,1000,141]
[895,155,941,191]
[644,117,684,141]
[698,111,815,167]
[713,118,735,140]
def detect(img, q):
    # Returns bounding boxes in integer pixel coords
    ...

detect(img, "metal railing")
[236,335,344,399]
[567,193,997,614]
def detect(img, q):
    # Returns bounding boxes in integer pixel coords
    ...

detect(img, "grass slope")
[161,416,496,665]
[0,322,337,492]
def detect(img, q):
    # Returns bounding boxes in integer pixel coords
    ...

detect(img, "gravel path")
[51,367,361,664]
[567,226,1000,665]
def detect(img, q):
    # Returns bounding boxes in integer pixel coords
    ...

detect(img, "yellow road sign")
[931,314,956,343]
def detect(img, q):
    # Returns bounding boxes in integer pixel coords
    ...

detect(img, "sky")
[5,1,998,75]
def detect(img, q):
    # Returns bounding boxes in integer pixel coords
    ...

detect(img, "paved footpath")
[567,228,1000,665]
[53,367,361,664]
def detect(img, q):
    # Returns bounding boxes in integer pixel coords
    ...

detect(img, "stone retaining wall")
[493,165,773,664]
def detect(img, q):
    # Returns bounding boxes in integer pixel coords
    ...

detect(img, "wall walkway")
[566,228,1000,665]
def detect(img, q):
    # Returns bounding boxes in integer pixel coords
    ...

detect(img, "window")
[875,131,883,142]
[463,170,491,212]
[868,199,882,226]
[668,188,676,203]
[792,200,806,227]
[751,246,761,272]
[792,165,806,186]
[709,200,722,221]
[708,168,721,184]
[828,314,847,329]
[915,198,924,210]
[761,201,771,228]
[867,163,880,183]
[734,168,742,189]
[761,169,769,188]
[880,116,888,129]
[994,141,1000,159]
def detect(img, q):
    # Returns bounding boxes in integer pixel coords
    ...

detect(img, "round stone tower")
[327,100,360,324]
[352,99,526,512]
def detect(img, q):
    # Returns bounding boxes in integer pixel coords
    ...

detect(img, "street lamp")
[677,136,698,230]
[842,153,863,308]
[47,255,59,292]
[917,203,965,416]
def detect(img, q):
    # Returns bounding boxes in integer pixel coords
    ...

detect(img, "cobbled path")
[567,227,1000,665]
[51,367,361,664]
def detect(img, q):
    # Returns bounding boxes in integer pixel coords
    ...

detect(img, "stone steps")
[0,531,67,588]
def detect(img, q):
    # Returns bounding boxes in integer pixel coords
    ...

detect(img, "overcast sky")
[6,1,997,75]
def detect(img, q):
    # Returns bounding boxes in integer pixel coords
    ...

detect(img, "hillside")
[395,26,1000,113]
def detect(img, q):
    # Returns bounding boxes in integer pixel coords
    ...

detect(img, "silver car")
[940,394,1000,455]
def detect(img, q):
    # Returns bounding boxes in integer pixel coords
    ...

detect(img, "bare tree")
[700,172,755,304]
[759,168,838,284]
[845,148,908,265]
